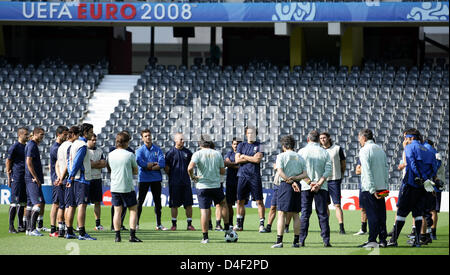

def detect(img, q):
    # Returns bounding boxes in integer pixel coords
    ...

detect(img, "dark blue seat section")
[0,57,107,172]
[95,58,448,190]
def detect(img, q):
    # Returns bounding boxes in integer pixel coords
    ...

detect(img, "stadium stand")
[92,58,449,191]
[0,54,448,192]
[0,57,108,185]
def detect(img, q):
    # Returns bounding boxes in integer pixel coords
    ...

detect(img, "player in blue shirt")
[58,126,81,238]
[6,127,29,233]
[49,126,69,237]
[165,132,195,231]
[67,123,96,240]
[235,126,266,232]
[223,137,242,229]
[135,129,167,230]
[24,127,46,236]
[388,128,438,247]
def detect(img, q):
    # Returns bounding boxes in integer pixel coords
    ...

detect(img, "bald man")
[164,133,195,231]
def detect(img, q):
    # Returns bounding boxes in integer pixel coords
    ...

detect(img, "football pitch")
[0,205,448,255]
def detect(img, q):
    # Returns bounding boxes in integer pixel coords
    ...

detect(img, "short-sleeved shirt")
[110,146,135,154]
[25,140,44,183]
[7,142,26,183]
[50,141,61,183]
[165,146,193,186]
[236,141,263,178]
[224,150,239,184]
[191,148,224,189]
[108,149,138,193]
[275,150,306,179]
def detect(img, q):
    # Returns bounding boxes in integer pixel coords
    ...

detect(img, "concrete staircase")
[83,75,140,134]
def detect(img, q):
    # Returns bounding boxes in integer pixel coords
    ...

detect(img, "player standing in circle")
[107,132,141,242]
[109,130,135,231]
[356,129,389,248]
[388,128,438,247]
[223,137,242,229]
[24,127,46,236]
[319,132,347,234]
[49,126,69,237]
[298,130,333,247]
[135,129,167,231]
[6,127,29,233]
[271,135,309,248]
[56,126,80,238]
[67,123,96,240]
[235,126,266,232]
[187,135,234,243]
[87,133,107,231]
[165,132,195,231]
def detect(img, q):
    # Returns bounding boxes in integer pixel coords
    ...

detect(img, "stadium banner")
[0,1,448,23]
[0,184,448,212]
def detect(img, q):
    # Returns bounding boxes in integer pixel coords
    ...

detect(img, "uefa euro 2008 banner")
[0,1,448,23]
[0,184,448,212]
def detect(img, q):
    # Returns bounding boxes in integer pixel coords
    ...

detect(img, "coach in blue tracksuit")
[388,128,438,247]
[136,129,166,230]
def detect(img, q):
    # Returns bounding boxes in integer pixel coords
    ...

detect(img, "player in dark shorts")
[56,126,80,238]
[264,163,292,233]
[271,135,309,248]
[320,132,347,234]
[67,123,96,240]
[165,132,195,231]
[6,127,29,233]
[49,126,69,237]
[107,132,141,243]
[88,133,107,231]
[223,137,242,229]
[388,128,438,247]
[109,130,135,231]
[24,127,46,236]
[235,126,266,232]
[187,135,233,244]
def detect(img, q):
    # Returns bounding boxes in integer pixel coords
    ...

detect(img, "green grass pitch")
[0,205,448,255]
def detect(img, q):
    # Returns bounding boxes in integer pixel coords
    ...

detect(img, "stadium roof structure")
[0,1,448,27]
